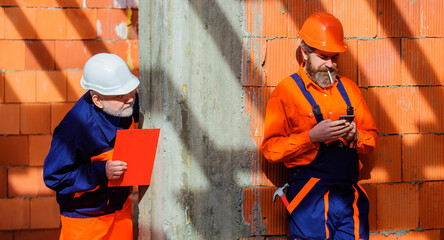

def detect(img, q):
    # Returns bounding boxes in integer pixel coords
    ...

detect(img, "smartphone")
[338,115,355,123]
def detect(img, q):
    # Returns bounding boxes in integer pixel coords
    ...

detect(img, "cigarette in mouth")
[327,70,334,84]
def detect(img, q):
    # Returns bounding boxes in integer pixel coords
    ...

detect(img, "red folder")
[108,129,160,187]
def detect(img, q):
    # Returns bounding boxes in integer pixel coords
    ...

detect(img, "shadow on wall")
[139,0,444,238]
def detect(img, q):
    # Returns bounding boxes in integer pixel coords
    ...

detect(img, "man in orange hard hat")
[44,53,144,240]
[262,12,379,239]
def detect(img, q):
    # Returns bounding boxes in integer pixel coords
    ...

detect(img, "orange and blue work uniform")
[262,65,378,240]
[44,92,139,240]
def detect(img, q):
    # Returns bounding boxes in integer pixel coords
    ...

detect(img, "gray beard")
[306,59,338,89]
[103,104,134,118]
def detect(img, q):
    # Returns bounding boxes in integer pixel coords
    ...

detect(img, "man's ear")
[91,91,104,109]
[301,48,309,62]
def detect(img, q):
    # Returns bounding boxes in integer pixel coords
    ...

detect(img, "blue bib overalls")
[286,74,369,240]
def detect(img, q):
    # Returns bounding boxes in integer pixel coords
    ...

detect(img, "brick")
[20,0,53,7]
[0,104,20,134]
[0,136,28,166]
[20,103,51,134]
[0,0,20,6]
[8,166,54,197]
[0,8,4,39]
[0,168,6,198]
[114,39,139,70]
[53,0,84,8]
[25,40,55,70]
[0,40,25,70]
[419,87,444,133]
[84,0,115,8]
[398,230,444,240]
[14,229,61,240]
[402,38,444,86]
[378,0,421,37]
[127,0,138,8]
[97,9,128,39]
[111,0,126,9]
[403,134,444,181]
[362,87,419,134]
[360,184,377,232]
[30,197,60,229]
[245,0,261,36]
[262,38,300,86]
[337,39,358,83]
[242,37,266,86]
[0,72,4,103]
[0,198,29,230]
[36,71,67,102]
[419,182,444,229]
[243,187,288,236]
[243,87,265,138]
[262,0,288,37]
[84,40,114,60]
[35,9,66,40]
[4,71,36,103]
[369,233,397,240]
[128,9,138,39]
[67,70,86,101]
[358,39,402,87]
[421,0,444,37]
[377,183,419,231]
[0,231,13,240]
[359,135,401,184]
[66,9,97,40]
[331,0,377,38]
[55,41,85,70]
[51,103,75,133]
[29,135,52,166]
[3,7,36,39]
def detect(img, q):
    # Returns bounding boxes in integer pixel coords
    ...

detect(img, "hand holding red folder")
[108,129,160,187]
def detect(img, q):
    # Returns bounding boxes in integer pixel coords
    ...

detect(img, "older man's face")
[101,89,136,118]
[305,50,340,88]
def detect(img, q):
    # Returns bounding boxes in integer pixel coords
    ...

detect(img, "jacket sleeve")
[43,134,108,195]
[261,94,316,164]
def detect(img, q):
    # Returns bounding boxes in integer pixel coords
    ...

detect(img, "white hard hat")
[80,53,140,95]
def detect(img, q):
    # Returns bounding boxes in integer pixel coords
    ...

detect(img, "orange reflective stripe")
[60,198,133,240]
[91,149,114,162]
[324,190,330,239]
[356,183,368,199]
[73,185,101,198]
[287,177,320,214]
[352,185,360,240]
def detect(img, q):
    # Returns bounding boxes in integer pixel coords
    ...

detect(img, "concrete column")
[138,1,254,239]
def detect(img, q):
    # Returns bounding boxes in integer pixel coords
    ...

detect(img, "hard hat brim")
[81,73,140,96]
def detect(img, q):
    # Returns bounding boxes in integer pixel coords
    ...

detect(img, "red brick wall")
[243,0,444,238]
[0,0,139,238]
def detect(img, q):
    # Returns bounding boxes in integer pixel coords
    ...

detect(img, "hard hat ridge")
[80,53,140,95]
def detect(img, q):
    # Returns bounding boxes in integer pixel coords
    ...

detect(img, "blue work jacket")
[44,92,139,218]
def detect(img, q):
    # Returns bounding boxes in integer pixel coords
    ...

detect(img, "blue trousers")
[286,179,369,240]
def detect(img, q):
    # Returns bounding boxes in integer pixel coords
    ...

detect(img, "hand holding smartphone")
[338,115,355,123]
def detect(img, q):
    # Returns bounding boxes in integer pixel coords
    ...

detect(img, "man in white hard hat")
[44,53,141,240]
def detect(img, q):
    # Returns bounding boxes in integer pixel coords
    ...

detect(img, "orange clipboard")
[108,128,160,187]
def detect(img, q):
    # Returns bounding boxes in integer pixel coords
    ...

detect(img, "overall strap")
[336,76,354,115]
[290,73,324,123]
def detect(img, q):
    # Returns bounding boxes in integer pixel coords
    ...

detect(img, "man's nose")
[324,59,334,68]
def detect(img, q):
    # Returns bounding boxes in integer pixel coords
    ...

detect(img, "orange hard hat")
[298,12,347,53]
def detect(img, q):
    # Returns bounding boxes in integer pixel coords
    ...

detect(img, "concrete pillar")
[138,1,254,239]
